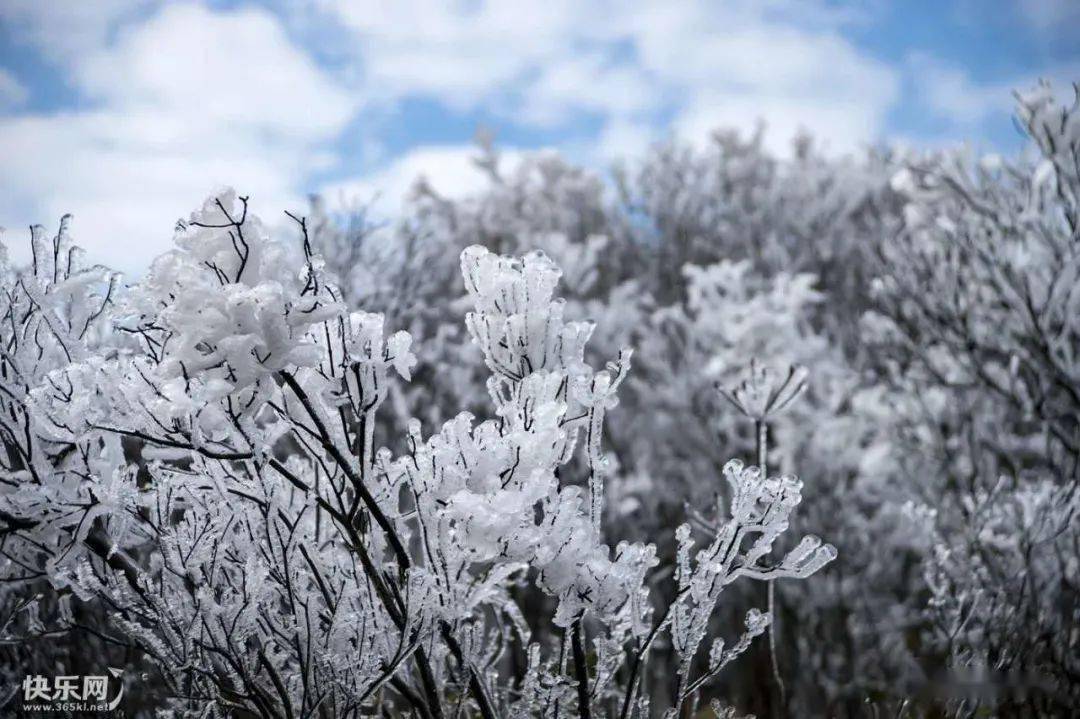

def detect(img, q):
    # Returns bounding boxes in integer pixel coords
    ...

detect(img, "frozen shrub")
[0,195,834,717]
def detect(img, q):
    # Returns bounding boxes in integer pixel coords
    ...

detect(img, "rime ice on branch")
[0,190,835,718]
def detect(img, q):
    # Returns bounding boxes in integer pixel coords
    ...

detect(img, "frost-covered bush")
[0,192,834,717]
[922,478,1080,713]
[3,79,1077,718]
[305,116,914,714]
[873,84,1080,481]
[865,83,1080,714]
[0,218,132,697]
[301,83,1079,717]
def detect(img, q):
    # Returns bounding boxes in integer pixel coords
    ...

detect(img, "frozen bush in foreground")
[0,218,124,584]
[0,192,834,717]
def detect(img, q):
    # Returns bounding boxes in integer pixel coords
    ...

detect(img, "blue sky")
[0,0,1077,271]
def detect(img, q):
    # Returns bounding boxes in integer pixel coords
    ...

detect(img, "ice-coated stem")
[757,418,787,716]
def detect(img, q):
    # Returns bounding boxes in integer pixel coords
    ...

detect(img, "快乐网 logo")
[18,667,125,713]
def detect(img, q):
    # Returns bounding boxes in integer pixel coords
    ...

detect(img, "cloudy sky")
[0,0,1077,271]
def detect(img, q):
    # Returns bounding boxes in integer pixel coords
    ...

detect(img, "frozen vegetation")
[0,84,1078,717]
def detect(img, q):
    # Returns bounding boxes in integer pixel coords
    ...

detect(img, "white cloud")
[74,4,353,139]
[518,53,661,127]
[907,54,1080,132]
[313,0,901,170]
[618,5,899,154]
[321,144,521,217]
[0,3,357,273]
[316,0,595,109]
[907,55,1013,125]
[593,119,657,163]
[0,0,155,64]
[319,0,899,160]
